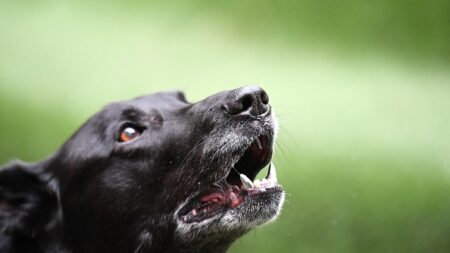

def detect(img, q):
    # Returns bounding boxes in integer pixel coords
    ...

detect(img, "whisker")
[134,242,144,253]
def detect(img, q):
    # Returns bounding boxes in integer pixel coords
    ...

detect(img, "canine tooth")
[254,179,261,187]
[256,138,263,149]
[240,174,254,188]
[266,163,278,183]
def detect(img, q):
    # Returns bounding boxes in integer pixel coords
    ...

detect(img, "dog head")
[0,86,284,253]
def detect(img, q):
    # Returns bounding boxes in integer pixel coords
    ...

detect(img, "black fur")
[0,86,284,253]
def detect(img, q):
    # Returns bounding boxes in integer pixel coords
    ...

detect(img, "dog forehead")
[101,90,188,116]
[133,90,188,106]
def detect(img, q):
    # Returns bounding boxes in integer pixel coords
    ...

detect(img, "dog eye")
[119,126,141,142]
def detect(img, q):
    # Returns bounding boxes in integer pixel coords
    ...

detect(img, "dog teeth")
[238,163,278,190]
[239,174,254,189]
[266,163,278,184]
[256,138,263,149]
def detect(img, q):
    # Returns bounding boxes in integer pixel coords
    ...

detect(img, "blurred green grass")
[0,1,449,252]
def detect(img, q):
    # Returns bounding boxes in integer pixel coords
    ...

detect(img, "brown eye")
[119,126,141,142]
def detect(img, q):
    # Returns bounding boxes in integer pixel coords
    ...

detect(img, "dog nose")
[223,86,270,116]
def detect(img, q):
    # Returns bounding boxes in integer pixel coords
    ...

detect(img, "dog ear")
[0,161,58,237]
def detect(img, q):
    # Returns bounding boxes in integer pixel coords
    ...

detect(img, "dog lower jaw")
[173,188,285,252]
[172,121,283,251]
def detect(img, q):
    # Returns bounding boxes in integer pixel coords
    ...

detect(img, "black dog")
[0,86,284,253]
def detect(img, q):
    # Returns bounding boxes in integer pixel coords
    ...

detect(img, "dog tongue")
[199,186,244,209]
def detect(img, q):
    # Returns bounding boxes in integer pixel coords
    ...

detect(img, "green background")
[1,1,449,252]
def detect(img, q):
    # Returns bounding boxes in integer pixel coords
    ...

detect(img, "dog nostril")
[260,91,269,105]
[241,95,253,112]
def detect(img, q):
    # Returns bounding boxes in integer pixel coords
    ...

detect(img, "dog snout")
[223,86,270,117]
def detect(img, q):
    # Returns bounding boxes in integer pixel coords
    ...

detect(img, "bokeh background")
[1,1,449,252]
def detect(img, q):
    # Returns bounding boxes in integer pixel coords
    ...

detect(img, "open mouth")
[178,134,282,223]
